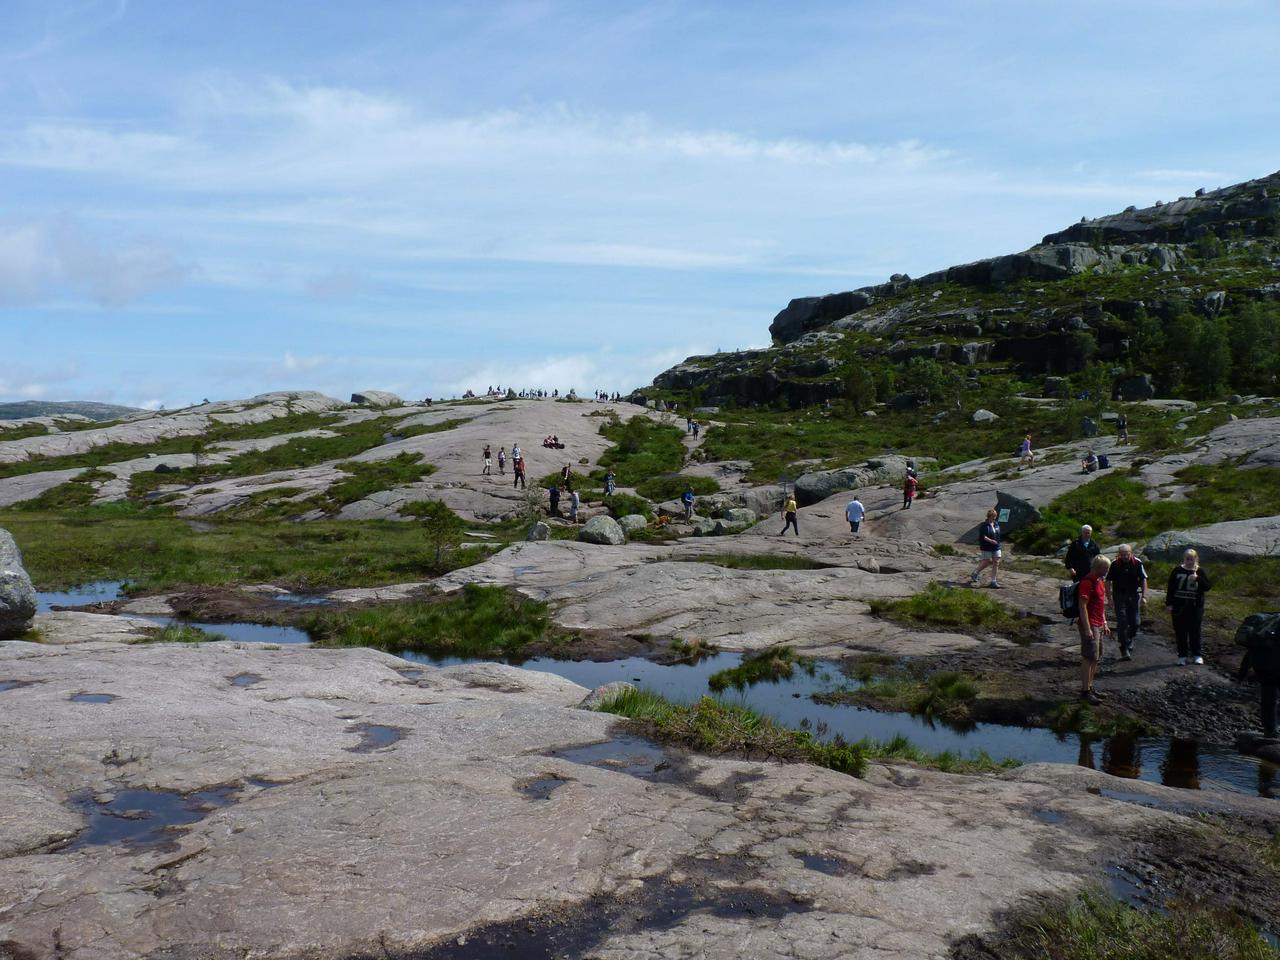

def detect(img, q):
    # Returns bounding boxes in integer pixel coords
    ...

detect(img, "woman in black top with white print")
[1165,548,1211,666]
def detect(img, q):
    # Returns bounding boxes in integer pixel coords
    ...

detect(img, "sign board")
[997,509,1011,523]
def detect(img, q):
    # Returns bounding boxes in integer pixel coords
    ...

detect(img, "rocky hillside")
[649,170,1280,409]
[0,400,142,422]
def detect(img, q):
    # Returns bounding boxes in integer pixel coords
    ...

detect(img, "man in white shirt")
[845,497,866,534]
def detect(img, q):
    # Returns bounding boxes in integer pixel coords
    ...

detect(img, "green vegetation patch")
[0,504,491,592]
[967,888,1280,960]
[633,474,720,502]
[302,584,565,659]
[870,582,1043,643]
[595,417,687,484]
[134,623,228,644]
[1045,701,1158,738]
[681,553,831,571]
[603,492,653,520]
[707,646,814,692]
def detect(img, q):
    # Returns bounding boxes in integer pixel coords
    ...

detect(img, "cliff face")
[647,171,1280,409]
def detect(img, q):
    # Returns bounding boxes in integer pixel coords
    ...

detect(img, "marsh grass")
[302,584,565,658]
[707,646,814,692]
[977,888,1280,960]
[870,582,1043,643]
[135,623,227,644]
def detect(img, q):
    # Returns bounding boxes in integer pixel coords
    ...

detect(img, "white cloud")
[0,214,189,307]
[280,351,330,373]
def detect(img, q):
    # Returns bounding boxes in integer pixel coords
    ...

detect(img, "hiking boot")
[1192,656,1205,665]
[988,580,1001,589]
[1080,689,1102,705]
[1177,657,1188,666]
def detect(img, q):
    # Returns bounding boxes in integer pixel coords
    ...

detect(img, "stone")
[526,521,551,541]
[971,409,999,424]
[722,508,757,525]
[578,681,637,709]
[691,519,717,536]
[1043,376,1068,398]
[0,527,37,639]
[1143,518,1280,563]
[995,491,1041,534]
[794,455,917,507]
[1113,373,1154,401]
[1141,399,1197,412]
[617,514,649,534]
[578,515,626,546]
[350,390,403,408]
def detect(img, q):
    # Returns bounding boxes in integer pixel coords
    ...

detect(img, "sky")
[2,1,1278,410]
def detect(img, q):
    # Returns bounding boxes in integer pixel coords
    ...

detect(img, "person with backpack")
[969,508,1002,588]
[1065,526,1101,582]
[1235,613,1280,739]
[845,496,866,534]
[780,494,799,536]
[1018,434,1035,469]
[1078,554,1112,705]
[1105,543,1147,661]
[604,470,616,497]
[1116,413,1129,442]
[902,472,918,510]
[548,484,561,517]
[681,486,696,522]
[1166,548,1211,665]
[512,454,526,489]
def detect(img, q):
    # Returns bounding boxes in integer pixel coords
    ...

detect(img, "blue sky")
[2,0,1278,409]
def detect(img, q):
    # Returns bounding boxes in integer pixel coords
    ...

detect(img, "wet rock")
[579,515,626,546]
[526,521,551,542]
[579,681,637,710]
[350,390,402,408]
[617,514,648,534]
[0,528,36,639]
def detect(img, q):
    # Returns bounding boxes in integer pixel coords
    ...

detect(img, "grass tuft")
[870,582,1043,643]
[135,623,228,644]
[708,645,814,692]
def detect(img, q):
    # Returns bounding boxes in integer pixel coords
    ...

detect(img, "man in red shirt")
[1077,554,1111,705]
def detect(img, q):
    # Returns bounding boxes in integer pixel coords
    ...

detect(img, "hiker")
[692,421,700,439]
[548,484,561,517]
[845,496,866,534]
[1078,554,1112,705]
[1081,450,1099,473]
[497,447,506,475]
[1116,412,1129,442]
[970,508,1002,588]
[681,486,695,522]
[902,472,918,510]
[1105,544,1147,661]
[1065,525,1101,582]
[604,470,616,497]
[513,455,526,489]
[512,442,522,462]
[1018,434,1035,468]
[1235,613,1280,739]
[1166,548,1211,666]
[482,444,492,476]
[569,488,580,522]
[560,463,573,491]
[780,494,799,536]
[686,416,694,434]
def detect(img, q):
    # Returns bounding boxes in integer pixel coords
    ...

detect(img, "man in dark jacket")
[1236,613,1280,739]
[1105,543,1147,660]
[1065,525,1101,582]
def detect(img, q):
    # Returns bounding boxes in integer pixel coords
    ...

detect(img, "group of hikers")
[481,443,527,488]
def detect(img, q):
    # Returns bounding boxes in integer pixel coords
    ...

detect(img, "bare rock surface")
[1144,516,1280,562]
[4,638,1265,960]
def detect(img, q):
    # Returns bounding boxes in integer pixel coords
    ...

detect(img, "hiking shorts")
[981,549,1001,561]
[1081,624,1104,662]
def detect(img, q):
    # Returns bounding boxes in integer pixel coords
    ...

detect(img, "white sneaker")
[1192,656,1205,665]
[1177,657,1188,666]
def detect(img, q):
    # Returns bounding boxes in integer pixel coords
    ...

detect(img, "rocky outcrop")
[350,390,403,408]
[0,528,36,639]
[617,514,649,534]
[1143,517,1280,563]
[995,491,1041,535]
[794,456,917,507]
[578,515,626,545]
[526,521,551,541]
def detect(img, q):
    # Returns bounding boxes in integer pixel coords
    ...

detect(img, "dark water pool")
[405,651,1278,798]
[37,580,126,612]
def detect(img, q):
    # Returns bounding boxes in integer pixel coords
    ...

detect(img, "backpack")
[1098,454,1110,470]
[1058,581,1080,621]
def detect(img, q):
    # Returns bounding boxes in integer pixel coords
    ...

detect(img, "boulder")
[995,491,1041,534]
[350,390,402,408]
[1141,398,1197,412]
[722,508,757,525]
[526,521,551,542]
[794,456,917,507]
[578,681,637,710]
[0,528,37,639]
[578,515,625,546]
[1113,373,1154,401]
[971,409,999,424]
[618,514,649,534]
[1143,518,1280,563]
[1043,376,1068,399]
[691,519,718,537]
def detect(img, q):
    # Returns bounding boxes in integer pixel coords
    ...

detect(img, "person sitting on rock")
[1065,526,1100,582]
[1082,450,1099,473]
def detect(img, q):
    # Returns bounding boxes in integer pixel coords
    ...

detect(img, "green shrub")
[633,474,720,502]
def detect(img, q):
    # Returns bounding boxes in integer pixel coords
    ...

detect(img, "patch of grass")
[603,492,653,520]
[0,505,493,591]
[817,668,1000,729]
[870,582,1043,643]
[135,623,228,644]
[18,626,45,643]
[324,454,436,508]
[596,417,687,482]
[21,479,99,510]
[633,474,721,502]
[595,688,866,776]
[857,732,1019,774]
[933,543,958,556]
[665,637,719,663]
[302,584,566,659]
[0,423,51,441]
[683,553,831,571]
[973,887,1280,960]
[1044,701,1157,738]
[708,646,814,692]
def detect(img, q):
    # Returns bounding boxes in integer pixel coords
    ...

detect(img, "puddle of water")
[270,592,331,606]
[346,723,407,753]
[0,679,36,692]
[406,651,1277,798]
[548,736,669,779]
[517,774,571,801]
[395,667,424,680]
[70,692,117,703]
[36,581,125,612]
[141,617,312,645]
[798,853,854,876]
[1031,809,1066,825]
[229,673,263,687]
[64,785,238,852]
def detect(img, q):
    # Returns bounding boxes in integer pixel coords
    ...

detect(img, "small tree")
[402,500,465,566]
[190,438,206,470]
